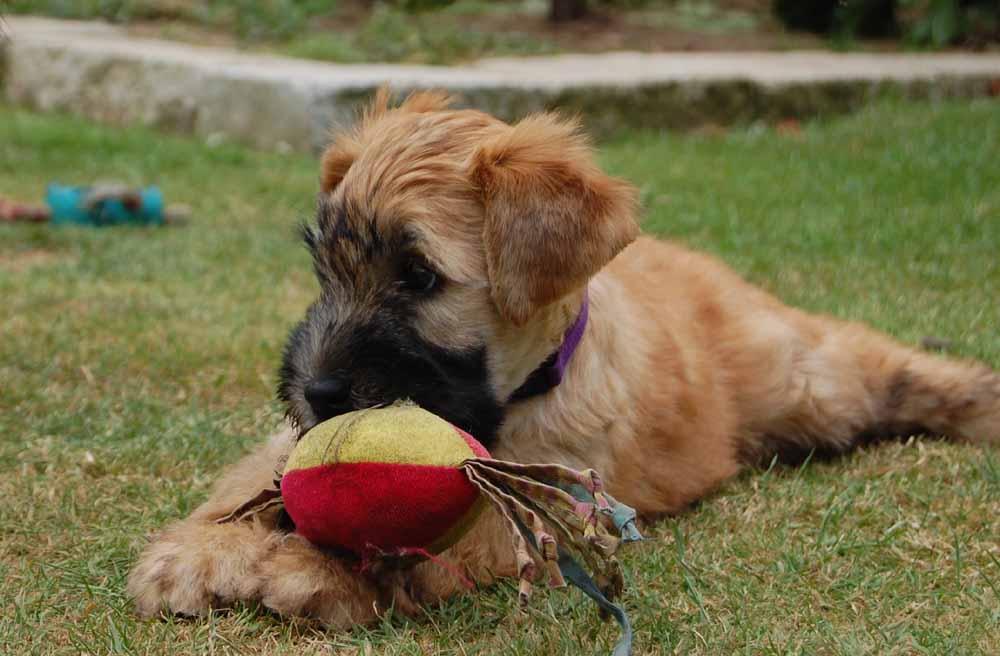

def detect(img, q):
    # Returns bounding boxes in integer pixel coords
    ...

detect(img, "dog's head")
[278,91,638,447]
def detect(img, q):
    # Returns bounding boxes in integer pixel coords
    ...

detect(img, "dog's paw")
[257,534,379,629]
[127,520,272,618]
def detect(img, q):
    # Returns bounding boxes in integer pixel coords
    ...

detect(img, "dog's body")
[128,92,1000,625]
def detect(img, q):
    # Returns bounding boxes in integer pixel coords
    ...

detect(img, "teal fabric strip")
[564,484,644,543]
[557,546,633,656]
[601,492,644,543]
[510,513,635,656]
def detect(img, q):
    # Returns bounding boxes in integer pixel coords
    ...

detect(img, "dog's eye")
[400,262,440,294]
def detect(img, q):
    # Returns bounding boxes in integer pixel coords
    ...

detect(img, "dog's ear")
[470,114,639,326]
[321,88,455,193]
[320,135,361,193]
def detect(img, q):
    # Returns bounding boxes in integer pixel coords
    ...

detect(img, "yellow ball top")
[285,402,477,472]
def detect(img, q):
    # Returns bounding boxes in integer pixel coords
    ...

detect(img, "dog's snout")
[304,373,352,421]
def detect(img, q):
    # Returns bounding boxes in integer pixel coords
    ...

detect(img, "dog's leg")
[740,315,1000,463]
[127,428,379,628]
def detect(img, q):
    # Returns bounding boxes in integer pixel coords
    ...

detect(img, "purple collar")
[508,290,589,403]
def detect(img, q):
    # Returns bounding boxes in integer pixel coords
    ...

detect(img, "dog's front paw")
[127,520,272,617]
[257,534,379,629]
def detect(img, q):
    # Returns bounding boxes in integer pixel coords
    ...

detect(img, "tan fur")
[471,113,639,325]
[129,91,1000,626]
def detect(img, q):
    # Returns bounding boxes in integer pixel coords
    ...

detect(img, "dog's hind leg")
[736,313,1000,465]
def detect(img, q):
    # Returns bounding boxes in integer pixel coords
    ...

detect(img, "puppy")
[128,90,1000,625]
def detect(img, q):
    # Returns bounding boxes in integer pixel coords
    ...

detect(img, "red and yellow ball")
[280,403,490,557]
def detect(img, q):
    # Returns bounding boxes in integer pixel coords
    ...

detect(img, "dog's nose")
[304,373,352,421]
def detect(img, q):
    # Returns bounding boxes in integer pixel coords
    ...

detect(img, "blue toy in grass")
[45,184,167,227]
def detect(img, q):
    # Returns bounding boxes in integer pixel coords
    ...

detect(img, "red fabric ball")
[280,409,490,557]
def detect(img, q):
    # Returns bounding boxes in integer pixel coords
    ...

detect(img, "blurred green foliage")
[6,0,995,61]
[392,0,458,11]
[4,0,169,21]
[772,0,897,38]
[902,0,1000,47]
[349,3,555,63]
[229,0,337,40]
[5,0,559,63]
[622,1,759,34]
[772,0,999,47]
[5,0,339,40]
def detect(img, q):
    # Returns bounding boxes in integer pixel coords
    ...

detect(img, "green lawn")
[1,100,998,655]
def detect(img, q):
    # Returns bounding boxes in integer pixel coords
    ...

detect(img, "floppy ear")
[470,114,639,326]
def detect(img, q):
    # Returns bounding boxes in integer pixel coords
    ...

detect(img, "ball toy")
[279,403,490,558]
[219,401,644,656]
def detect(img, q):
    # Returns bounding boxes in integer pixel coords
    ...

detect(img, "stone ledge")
[3,16,999,151]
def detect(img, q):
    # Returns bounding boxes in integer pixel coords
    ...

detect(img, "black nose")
[304,373,352,421]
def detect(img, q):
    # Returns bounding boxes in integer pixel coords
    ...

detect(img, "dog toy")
[280,403,490,557]
[221,402,643,656]
[0,184,189,226]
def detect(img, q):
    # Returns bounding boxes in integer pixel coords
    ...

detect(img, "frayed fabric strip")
[462,457,643,656]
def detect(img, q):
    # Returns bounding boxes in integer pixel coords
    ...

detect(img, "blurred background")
[6,1,1000,65]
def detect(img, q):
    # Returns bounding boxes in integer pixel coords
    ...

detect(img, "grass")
[1,98,998,655]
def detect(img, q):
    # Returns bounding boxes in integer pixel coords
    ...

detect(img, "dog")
[127,90,1000,626]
